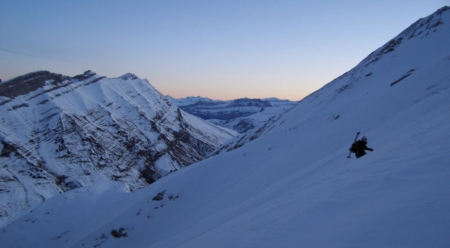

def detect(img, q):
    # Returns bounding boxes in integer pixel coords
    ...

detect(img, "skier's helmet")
[361,136,367,141]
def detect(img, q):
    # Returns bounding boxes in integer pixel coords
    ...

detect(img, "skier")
[353,136,373,158]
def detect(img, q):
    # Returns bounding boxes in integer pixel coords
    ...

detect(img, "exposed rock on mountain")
[0,71,236,226]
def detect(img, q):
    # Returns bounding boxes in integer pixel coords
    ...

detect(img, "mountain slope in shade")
[1,6,450,248]
[0,71,236,227]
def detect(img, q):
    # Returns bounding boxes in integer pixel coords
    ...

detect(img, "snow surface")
[1,6,450,248]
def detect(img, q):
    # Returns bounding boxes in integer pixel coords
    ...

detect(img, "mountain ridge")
[0,70,236,227]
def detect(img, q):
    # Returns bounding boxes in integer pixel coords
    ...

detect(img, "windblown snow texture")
[1,6,450,248]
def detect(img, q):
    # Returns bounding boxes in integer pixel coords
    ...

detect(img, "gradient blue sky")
[1,0,448,100]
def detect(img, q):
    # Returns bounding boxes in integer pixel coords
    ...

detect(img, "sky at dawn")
[1,0,448,100]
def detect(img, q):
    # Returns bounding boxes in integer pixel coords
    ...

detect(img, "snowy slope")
[0,71,236,227]
[1,6,450,248]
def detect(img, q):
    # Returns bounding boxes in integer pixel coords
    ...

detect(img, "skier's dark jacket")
[354,140,373,158]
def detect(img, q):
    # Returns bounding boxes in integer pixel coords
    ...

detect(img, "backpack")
[349,142,357,153]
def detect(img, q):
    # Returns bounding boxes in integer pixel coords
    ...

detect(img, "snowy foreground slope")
[0,71,236,227]
[2,6,450,248]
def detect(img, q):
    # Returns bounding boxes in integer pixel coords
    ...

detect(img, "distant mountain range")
[166,96,296,133]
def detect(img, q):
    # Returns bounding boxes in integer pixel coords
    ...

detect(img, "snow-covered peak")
[400,5,449,38]
[0,71,236,227]
[119,73,138,80]
[358,6,449,68]
[82,70,96,76]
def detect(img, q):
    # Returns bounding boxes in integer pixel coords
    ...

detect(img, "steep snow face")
[2,6,450,248]
[0,71,236,227]
[168,96,296,133]
[216,6,450,155]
